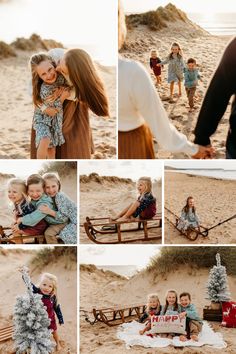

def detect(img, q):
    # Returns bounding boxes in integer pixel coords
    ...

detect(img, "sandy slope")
[80,264,236,353]
[164,172,236,244]
[0,50,116,159]
[121,19,232,159]
[79,176,162,244]
[0,249,77,353]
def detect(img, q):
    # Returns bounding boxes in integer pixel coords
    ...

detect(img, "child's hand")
[38,204,55,216]
[12,224,20,233]
[179,312,187,319]
[16,218,22,225]
[18,266,29,273]
[44,107,59,117]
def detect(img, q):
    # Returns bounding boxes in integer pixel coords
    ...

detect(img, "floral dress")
[33,73,67,148]
[161,54,185,83]
[177,208,200,231]
[53,192,77,244]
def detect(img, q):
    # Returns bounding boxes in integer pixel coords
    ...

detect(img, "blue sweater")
[180,303,203,323]
[184,68,201,88]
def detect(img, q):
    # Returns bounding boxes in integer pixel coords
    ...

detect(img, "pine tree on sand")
[13,266,55,354]
[206,253,231,303]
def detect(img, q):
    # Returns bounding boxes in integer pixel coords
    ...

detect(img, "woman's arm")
[194,38,236,146]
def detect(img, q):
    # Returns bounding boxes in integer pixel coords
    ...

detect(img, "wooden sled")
[0,225,45,244]
[84,214,162,244]
[0,325,13,343]
[85,304,146,327]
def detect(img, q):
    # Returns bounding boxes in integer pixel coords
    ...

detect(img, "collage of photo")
[0,0,236,353]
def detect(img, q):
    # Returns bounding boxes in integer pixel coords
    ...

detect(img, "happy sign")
[150,315,186,334]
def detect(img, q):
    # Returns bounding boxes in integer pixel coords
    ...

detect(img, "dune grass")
[30,247,77,271]
[147,247,236,276]
[39,161,77,176]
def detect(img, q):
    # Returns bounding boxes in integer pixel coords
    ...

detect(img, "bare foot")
[116,216,130,222]
[179,335,187,342]
[190,334,198,341]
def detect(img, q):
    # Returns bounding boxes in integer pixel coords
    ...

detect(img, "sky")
[0,0,117,65]
[123,0,236,14]
[79,161,163,181]
[80,245,160,269]
[0,161,47,178]
[165,161,236,170]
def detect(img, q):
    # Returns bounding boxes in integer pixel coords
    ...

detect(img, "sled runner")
[0,225,45,244]
[82,304,146,327]
[83,213,162,244]
[0,325,13,343]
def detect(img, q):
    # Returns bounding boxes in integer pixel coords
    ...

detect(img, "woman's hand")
[45,87,64,103]
[38,204,56,217]
[179,312,187,319]
[192,145,215,159]
[60,88,71,103]
[44,107,59,117]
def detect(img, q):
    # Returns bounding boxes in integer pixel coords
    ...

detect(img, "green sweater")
[21,194,68,226]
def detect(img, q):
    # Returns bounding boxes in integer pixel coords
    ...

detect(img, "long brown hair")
[162,289,179,315]
[168,42,183,60]
[65,49,109,117]
[29,53,55,106]
[183,196,196,214]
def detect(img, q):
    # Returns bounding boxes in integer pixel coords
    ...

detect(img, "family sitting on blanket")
[111,177,156,222]
[8,173,77,244]
[139,290,202,341]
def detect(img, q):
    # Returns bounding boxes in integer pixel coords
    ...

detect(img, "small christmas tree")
[206,253,231,303]
[13,266,55,354]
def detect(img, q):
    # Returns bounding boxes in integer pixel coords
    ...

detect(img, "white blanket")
[117,321,227,349]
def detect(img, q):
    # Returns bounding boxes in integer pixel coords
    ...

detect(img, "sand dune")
[121,8,232,159]
[0,249,77,353]
[0,48,116,159]
[164,172,236,244]
[80,263,236,353]
[79,175,162,244]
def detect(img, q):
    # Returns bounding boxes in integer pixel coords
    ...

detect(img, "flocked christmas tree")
[206,253,231,303]
[13,266,55,354]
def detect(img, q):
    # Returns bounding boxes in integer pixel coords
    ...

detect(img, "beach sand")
[80,263,236,353]
[79,175,162,244]
[121,16,232,159]
[0,170,77,230]
[0,50,116,159]
[0,249,77,354]
[164,171,236,244]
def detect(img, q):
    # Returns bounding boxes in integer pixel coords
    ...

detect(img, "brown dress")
[118,122,155,159]
[30,100,93,159]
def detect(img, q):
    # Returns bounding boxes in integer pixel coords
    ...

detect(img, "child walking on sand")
[179,292,203,341]
[139,293,161,335]
[160,289,181,339]
[20,267,64,350]
[8,178,48,241]
[37,172,77,244]
[15,174,68,242]
[177,196,200,233]
[160,42,184,102]
[184,58,201,112]
[30,53,74,159]
[149,49,162,87]
[111,177,156,222]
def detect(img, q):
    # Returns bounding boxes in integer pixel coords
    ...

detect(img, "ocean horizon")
[167,169,236,180]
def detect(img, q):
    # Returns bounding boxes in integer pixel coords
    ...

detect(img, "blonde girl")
[38,172,77,244]
[161,42,185,102]
[20,270,64,351]
[139,293,161,335]
[111,177,156,222]
[8,178,47,238]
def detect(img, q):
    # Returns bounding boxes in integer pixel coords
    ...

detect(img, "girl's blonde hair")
[42,172,61,191]
[137,177,152,193]
[118,0,127,50]
[162,289,178,315]
[39,272,58,296]
[150,49,157,55]
[8,178,28,200]
[64,49,109,117]
[147,293,160,313]
[169,42,183,59]
[29,52,56,107]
